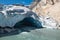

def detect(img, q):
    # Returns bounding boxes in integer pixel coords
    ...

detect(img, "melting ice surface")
[0,5,30,27]
[0,5,42,28]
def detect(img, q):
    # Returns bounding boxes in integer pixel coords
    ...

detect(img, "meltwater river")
[0,27,60,40]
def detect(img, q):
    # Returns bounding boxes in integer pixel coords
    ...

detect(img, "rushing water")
[0,27,60,40]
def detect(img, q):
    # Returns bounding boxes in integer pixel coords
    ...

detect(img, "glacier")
[0,5,42,28]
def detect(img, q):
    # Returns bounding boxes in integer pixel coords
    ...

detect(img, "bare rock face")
[32,0,60,28]
[32,0,60,15]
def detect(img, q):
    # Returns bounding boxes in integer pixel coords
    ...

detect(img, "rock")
[32,0,60,28]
